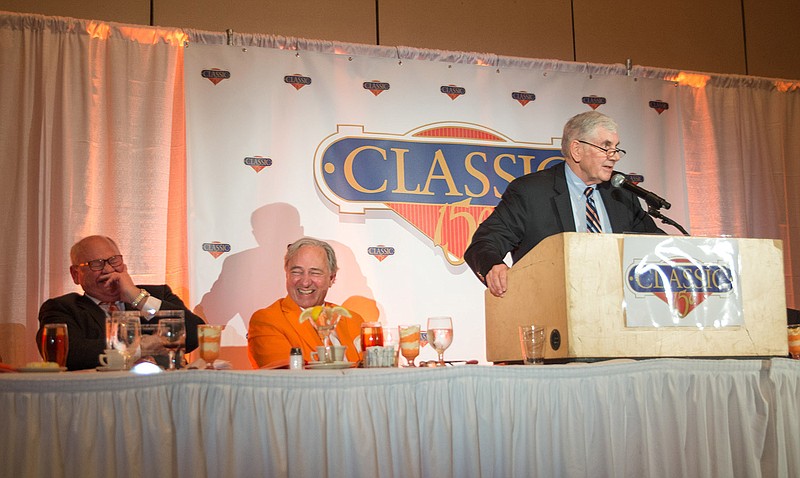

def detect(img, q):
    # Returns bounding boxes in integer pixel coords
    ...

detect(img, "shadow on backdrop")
[195,203,379,351]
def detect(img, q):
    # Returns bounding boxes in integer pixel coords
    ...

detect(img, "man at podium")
[465,111,665,297]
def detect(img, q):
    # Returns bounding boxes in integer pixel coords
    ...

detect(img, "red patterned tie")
[101,302,119,315]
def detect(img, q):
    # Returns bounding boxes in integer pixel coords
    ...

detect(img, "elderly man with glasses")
[36,235,204,370]
[465,111,666,298]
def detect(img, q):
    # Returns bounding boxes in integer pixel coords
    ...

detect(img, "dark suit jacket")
[36,284,204,370]
[464,162,666,279]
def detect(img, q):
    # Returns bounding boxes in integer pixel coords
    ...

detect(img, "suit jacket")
[247,296,364,368]
[36,284,205,371]
[464,162,665,279]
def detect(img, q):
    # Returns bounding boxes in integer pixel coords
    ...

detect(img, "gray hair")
[561,111,619,158]
[70,235,119,265]
[285,237,338,274]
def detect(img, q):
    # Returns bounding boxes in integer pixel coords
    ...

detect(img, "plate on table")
[305,361,356,370]
[96,366,128,372]
[18,366,67,373]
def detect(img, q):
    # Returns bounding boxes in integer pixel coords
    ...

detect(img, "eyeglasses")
[577,140,626,159]
[76,255,123,271]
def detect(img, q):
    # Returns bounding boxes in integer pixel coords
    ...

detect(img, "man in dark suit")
[36,235,204,370]
[465,111,665,297]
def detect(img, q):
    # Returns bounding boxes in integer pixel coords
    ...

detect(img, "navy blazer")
[36,284,204,370]
[464,162,665,280]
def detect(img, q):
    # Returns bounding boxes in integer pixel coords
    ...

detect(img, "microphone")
[611,173,671,210]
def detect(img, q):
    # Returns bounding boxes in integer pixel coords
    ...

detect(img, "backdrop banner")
[185,43,686,363]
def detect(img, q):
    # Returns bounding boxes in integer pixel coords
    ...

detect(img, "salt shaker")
[289,347,303,370]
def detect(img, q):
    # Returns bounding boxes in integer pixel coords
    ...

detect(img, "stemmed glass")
[399,324,421,367]
[197,324,224,369]
[426,317,453,367]
[313,308,343,363]
[156,318,186,370]
[111,311,141,369]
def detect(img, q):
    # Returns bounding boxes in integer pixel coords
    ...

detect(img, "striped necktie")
[584,187,602,233]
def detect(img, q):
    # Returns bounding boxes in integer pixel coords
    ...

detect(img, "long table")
[1,359,799,477]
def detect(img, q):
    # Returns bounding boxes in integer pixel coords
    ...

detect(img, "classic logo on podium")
[622,237,743,328]
[626,259,734,318]
[314,122,563,265]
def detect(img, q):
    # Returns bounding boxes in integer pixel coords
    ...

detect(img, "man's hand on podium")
[486,264,509,298]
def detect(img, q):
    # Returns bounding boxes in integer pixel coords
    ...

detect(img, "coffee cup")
[311,345,346,363]
[99,349,126,369]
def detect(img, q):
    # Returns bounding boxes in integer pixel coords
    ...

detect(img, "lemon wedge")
[299,305,324,323]
[330,306,351,318]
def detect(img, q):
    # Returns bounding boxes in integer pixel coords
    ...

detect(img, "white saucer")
[96,366,127,372]
[305,361,355,370]
[18,366,66,373]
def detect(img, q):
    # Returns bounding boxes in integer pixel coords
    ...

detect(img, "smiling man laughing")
[247,237,365,368]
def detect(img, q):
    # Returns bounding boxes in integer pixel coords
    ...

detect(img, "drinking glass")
[399,324,421,367]
[426,316,453,366]
[41,323,69,367]
[112,313,141,369]
[156,318,186,370]
[197,324,224,368]
[360,322,384,351]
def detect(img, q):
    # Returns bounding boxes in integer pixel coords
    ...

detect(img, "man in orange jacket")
[247,237,364,368]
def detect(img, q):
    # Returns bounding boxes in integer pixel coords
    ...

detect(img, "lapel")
[281,297,323,349]
[552,162,577,232]
[79,294,108,333]
[597,182,622,232]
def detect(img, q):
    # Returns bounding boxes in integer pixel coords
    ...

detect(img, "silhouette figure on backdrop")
[195,203,379,344]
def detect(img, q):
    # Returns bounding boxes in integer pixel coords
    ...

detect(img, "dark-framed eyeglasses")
[76,255,123,271]
[577,140,626,159]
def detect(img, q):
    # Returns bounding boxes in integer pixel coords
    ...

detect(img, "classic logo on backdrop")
[201,68,231,86]
[441,85,466,101]
[622,237,743,328]
[243,156,273,173]
[202,241,232,259]
[284,73,312,90]
[582,95,607,110]
[649,100,670,114]
[512,91,536,107]
[314,122,563,265]
[367,245,396,262]
[363,80,390,96]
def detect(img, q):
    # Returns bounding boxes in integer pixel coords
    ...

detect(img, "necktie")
[101,302,119,315]
[584,187,602,233]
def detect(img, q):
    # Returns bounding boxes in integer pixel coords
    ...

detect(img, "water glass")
[156,318,186,370]
[519,324,546,365]
[427,316,453,366]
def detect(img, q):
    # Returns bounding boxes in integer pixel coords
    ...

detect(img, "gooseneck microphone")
[611,173,671,210]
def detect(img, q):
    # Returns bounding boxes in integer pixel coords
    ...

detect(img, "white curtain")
[2,11,800,365]
[0,12,188,364]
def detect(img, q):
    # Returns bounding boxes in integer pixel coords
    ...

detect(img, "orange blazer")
[247,296,364,368]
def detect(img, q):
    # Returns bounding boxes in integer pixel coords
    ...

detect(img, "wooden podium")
[485,233,788,362]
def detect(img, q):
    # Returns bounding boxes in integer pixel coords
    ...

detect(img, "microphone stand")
[647,205,690,236]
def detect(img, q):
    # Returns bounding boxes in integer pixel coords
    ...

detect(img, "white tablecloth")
[1,359,798,478]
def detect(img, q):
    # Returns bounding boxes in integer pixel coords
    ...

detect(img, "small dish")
[96,366,127,372]
[18,366,67,373]
[305,361,356,370]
